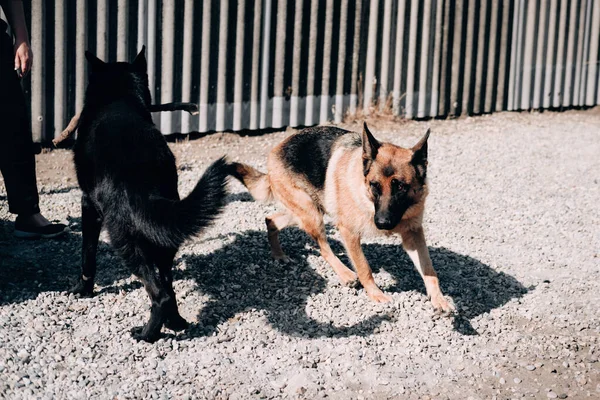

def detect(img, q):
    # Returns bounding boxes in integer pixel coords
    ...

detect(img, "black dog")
[71,47,229,342]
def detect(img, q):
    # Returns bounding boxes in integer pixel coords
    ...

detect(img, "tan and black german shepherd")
[228,123,454,314]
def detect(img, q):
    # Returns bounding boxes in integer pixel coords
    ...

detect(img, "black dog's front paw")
[130,326,161,343]
[69,277,94,297]
[164,314,189,332]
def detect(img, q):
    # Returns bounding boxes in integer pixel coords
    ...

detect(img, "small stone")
[514,378,522,384]
[526,365,536,371]
[499,378,506,385]
[547,392,558,399]
[557,394,567,399]
[296,387,307,395]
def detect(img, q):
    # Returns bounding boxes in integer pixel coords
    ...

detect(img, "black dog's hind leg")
[155,249,189,332]
[119,242,172,343]
[71,196,102,296]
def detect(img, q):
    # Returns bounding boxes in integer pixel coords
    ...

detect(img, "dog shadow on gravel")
[0,217,134,306]
[177,226,528,339]
[354,242,529,335]
[176,229,394,339]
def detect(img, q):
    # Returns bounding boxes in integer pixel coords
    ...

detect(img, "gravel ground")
[0,110,599,399]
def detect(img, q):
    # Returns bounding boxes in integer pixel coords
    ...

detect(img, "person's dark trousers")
[0,28,40,216]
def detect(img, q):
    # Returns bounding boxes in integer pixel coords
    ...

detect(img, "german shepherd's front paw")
[69,277,94,297]
[164,314,189,332]
[366,287,392,303]
[338,269,358,287]
[130,326,161,343]
[431,294,456,316]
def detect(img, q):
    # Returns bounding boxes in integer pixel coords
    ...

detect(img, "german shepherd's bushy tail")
[133,157,229,248]
[226,162,274,202]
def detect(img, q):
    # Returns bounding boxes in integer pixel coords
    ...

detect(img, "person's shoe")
[14,217,69,239]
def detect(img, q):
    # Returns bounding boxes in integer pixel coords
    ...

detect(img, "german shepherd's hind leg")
[265,211,295,262]
[338,225,392,303]
[154,248,189,331]
[399,226,455,315]
[70,196,102,296]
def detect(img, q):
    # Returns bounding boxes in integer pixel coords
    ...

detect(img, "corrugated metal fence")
[4,0,600,143]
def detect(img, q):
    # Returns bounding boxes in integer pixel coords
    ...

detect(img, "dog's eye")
[370,181,381,195]
[391,179,407,193]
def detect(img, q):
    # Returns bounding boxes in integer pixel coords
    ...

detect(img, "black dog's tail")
[135,157,229,248]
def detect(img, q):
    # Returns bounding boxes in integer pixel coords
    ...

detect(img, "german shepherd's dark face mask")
[84,46,152,107]
[362,122,430,230]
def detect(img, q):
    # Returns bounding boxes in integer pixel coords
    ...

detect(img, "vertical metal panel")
[160,2,175,133]
[573,0,587,106]
[586,0,600,105]
[305,0,319,125]
[334,0,349,123]
[348,0,362,115]
[405,1,419,118]
[450,0,464,116]
[232,0,246,131]
[272,0,287,128]
[136,0,147,51]
[363,0,379,114]
[462,0,477,114]
[289,0,303,126]
[485,0,500,113]
[439,0,451,116]
[96,0,109,60]
[474,0,489,114]
[181,0,195,133]
[30,0,44,142]
[552,0,568,107]
[379,0,393,109]
[417,0,432,118]
[75,1,87,114]
[216,0,229,132]
[249,0,262,130]
[259,0,272,129]
[495,0,511,111]
[21,0,600,142]
[532,0,548,110]
[53,1,66,139]
[147,0,158,106]
[430,0,444,116]
[199,0,211,132]
[578,0,593,105]
[575,0,591,106]
[543,0,558,109]
[117,0,128,61]
[520,0,536,110]
[392,0,407,115]
[319,0,334,123]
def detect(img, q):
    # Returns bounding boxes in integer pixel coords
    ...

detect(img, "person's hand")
[14,39,33,78]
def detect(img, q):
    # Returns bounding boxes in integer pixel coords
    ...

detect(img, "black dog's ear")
[411,128,430,182]
[132,46,147,72]
[85,51,105,70]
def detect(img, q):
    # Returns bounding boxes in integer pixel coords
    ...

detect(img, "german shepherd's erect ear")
[85,51,106,71]
[411,128,430,183]
[362,122,380,175]
[132,45,147,72]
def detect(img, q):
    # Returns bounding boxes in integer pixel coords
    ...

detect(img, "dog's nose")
[374,216,394,230]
